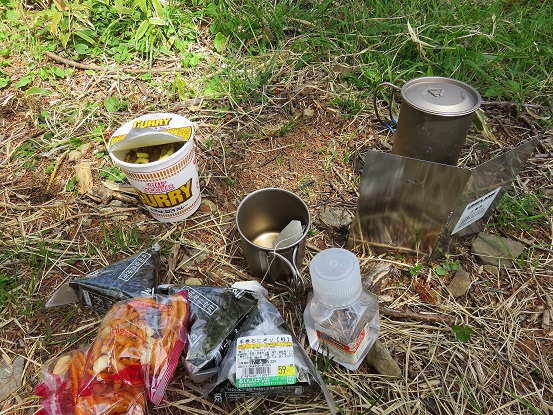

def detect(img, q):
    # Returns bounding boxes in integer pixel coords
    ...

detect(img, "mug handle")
[373,81,403,133]
[268,247,305,295]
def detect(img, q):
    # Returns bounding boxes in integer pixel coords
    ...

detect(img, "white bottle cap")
[310,248,362,307]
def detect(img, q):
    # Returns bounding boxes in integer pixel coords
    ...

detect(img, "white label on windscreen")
[451,187,502,234]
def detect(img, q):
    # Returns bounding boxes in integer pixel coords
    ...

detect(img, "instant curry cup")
[236,188,311,292]
[107,113,201,223]
[373,76,482,166]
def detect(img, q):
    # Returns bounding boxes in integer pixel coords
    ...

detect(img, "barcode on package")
[235,335,297,388]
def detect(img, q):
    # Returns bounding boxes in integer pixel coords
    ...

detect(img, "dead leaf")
[407,21,435,57]
[414,278,439,305]
[75,161,93,195]
[53,0,67,11]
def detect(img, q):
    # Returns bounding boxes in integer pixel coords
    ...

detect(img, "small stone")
[87,185,112,204]
[319,206,353,229]
[68,149,82,161]
[447,268,471,298]
[180,244,210,267]
[185,277,203,286]
[109,200,126,208]
[483,264,499,275]
[200,199,218,212]
[303,107,315,117]
[0,355,25,402]
[289,156,296,171]
[471,232,525,268]
[365,340,402,378]
[80,143,91,154]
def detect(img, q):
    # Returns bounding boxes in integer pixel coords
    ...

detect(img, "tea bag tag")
[273,220,303,248]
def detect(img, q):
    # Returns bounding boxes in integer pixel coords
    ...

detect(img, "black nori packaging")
[68,245,160,312]
[156,284,258,382]
[206,299,337,413]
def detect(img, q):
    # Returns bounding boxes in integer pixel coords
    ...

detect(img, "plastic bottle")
[304,248,380,370]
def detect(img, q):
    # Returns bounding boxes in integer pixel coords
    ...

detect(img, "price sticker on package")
[235,335,296,388]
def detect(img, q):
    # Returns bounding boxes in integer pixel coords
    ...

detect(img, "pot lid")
[401,77,482,116]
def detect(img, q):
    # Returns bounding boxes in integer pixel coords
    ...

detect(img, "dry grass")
[0,50,552,415]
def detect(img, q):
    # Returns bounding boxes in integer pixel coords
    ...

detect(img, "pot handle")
[268,247,305,296]
[373,81,403,133]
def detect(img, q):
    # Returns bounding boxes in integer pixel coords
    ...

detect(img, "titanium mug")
[236,188,311,292]
[374,76,482,165]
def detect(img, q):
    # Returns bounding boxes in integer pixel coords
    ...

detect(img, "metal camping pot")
[236,188,311,292]
[374,76,482,165]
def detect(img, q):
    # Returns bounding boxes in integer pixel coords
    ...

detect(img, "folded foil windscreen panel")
[349,151,471,256]
[433,137,539,257]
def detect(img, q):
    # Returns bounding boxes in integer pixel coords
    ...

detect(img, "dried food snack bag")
[46,245,160,312]
[156,284,257,383]
[35,293,189,414]
[35,343,146,415]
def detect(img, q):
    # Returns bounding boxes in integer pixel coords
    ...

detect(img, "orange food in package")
[35,293,189,415]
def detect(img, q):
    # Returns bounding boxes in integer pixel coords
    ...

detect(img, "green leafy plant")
[12,141,41,169]
[103,96,128,113]
[434,259,460,276]
[321,146,337,170]
[65,176,78,192]
[0,70,10,88]
[409,263,424,277]
[223,176,236,185]
[278,117,300,136]
[24,87,55,97]
[507,392,544,415]
[32,0,201,62]
[332,94,365,119]
[16,73,34,89]
[452,325,475,343]
[99,166,126,182]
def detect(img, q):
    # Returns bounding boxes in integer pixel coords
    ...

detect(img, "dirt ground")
[1,59,553,415]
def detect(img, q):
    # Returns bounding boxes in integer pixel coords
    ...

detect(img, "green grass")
[0,272,21,309]
[203,0,553,106]
[0,0,551,108]
[488,191,552,232]
[101,223,141,255]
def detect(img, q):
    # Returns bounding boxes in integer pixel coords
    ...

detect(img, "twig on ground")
[46,150,68,192]
[380,306,457,325]
[44,50,193,74]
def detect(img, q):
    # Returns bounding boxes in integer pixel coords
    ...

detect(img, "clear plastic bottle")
[304,248,380,370]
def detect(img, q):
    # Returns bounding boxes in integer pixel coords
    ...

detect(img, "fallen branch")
[380,306,457,325]
[44,50,193,74]
[481,100,553,111]
[37,207,141,233]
